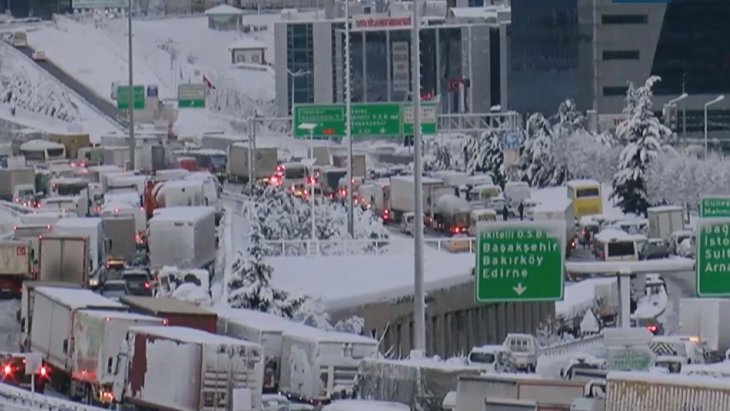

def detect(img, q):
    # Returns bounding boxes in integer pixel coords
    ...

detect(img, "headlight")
[89,278,99,287]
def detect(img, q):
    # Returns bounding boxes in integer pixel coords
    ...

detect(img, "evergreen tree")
[484,130,506,188]
[463,132,489,174]
[611,76,670,215]
[552,99,587,138]
[227,211,304,317]
[519,113,556,188]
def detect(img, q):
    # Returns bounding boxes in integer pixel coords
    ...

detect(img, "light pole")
[411,0,426,353]
[287,69,311,116]
[298,122,318,253]
[704,95,724,158]
[127,0,135,170]
[344,0,354,238]
[682,73,687,140]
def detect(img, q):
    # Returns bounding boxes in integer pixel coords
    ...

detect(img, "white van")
[467,345,516,373]
[503,334,539,372]
[593,228,646,261]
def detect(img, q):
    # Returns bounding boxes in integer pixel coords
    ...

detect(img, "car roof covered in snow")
[391,175,442,185]
[36,287,125,310]
[120,296,216,316]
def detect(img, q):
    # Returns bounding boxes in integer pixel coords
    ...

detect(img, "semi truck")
[279,328,379,402]
[120,296,218,333]
[226,143,278,183]
[678,298,730,360]
[0,239,33,295]
[37,235,88,286]
[26,287,126,396]
[52,217,105,283]
[112,325,264,411]
[0,167,35,202]
[389,175,448,222]
[147,206,217,273]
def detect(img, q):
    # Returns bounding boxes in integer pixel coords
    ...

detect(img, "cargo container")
[53,217,105,282]
[280,328,379,401]
[119,296,217,333]
[112,325,264,411]
[0,239,32,295]
[214,307,312,392]
[37,234,88,286]
[27,287,124,372]
[0,167,35,202]
[357,358,479,411]
[47,132,90,159]
[647,206,684,242]
[226,143,278,183]
[678,298,730,359]
[389,175,447,222]
[20,281,82,348]
[332,153,366,178]
[454,375,585,411]
[101,215,137,267]
[147,206,217,272]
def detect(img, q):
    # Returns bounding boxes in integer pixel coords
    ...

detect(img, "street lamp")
[664,93,688,135]
[668,93,688,106]
[287,69,311,116]
[127,0,135,170]
[704,95,724,158]
[298,122,318,254]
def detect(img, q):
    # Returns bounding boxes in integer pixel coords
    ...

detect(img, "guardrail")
[538,334,604,358]
[0,382,104,411]
[262,237,476,257]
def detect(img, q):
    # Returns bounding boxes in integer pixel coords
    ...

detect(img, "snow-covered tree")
[227,212,304,317]
[611,76,671,215]
[292,296,365,335]
[519,113,558,188]
[551,132,620,183]
[552,99,587,138]
[483,130,506,188]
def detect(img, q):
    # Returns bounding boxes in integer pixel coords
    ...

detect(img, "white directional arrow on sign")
[379,127,386,133]
[513,283,527,295]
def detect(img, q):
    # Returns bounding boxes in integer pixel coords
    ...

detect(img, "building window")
[286,23,315,113]
[601,14,648,25]
[252,54,259,63]
[602,50,640,60]
[237,54,246,63]
[603,86,628,96]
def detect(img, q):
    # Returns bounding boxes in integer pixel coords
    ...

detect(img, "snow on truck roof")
[391,175,442,185]
[19,139,64,150]
[212,307,311,333]
[120,296,216,316]
[532,197,572,212]
[566,179,599,188]
[594,228,645,243]
[129,325,259,347]
[323,400,410,411]
[283,325,378,345]
[647,205,683,213]
[150,206,215,222]
[54,217,102,228]
[35,287,125,310]
[78,309,162,322]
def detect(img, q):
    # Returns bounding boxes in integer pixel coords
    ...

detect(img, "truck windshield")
[56,183,86,196]
[608,241,635,256]
[285,167,306,179]
[17,188,34,197]
[468,352,496,364]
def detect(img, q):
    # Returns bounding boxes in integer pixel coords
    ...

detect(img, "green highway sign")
[178,84,206,108]
[350,103,401,136]
[117,85,145,110]
[606,347,654,371]
[292,103,438,139]
[475,221,566,303]
[696,218,730,296]
[700,196,730,217]
[293,105,346,138]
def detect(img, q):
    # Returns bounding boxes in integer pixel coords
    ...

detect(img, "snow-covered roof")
[364,356,475,371]
[594,228,645,242]
[130,325,259,346]
[647,205,683,213]
[323,400,410,411]
[121,296,216,316]
[566,179,600,188]
[227,38,268,50]
[87,165,122,173]
[533,197,572,212]
[160,179,203,189]
[471,344,504,353]
[204,4,244,15]
[213,307,310,333]
[283,326,378,345]
[187,148,227,156]
[150,206,215,222]
[54,217,102,229]
[36,287,124,310]
[19,139,64,151]
[471,208,497,216]
[79,309,163,322]
[391,175,442,185]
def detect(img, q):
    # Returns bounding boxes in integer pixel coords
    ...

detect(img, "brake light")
[647,325,657,333]
[144,282,151,289]
[40,366,47,377]
[3,365,12,376]
[162,319,169,325]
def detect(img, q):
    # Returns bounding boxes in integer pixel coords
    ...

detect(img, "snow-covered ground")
[0,42,120,139]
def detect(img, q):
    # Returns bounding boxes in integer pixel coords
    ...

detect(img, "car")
[121,269,153,296]
[0,353,49,393]
[639,238,670,260]
[31,50,47,61]
[99,279,128,300]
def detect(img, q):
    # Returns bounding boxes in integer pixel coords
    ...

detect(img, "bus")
[567,179,602,218]
[19,140,66,165]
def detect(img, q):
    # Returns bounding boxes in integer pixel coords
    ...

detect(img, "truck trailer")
[389,175,447,222]
[678,298,730,360]
[37,234,89,286]
[0,167,35,202]
[147,206,217,272]
[226,143,278,183]
[0,239,33,295]
[120,296,218,333]
[646,205,684,242]
[112,325,264,411]
[52,217,105,282]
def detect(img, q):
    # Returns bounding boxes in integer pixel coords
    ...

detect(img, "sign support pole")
[412,0,425,353]
[127,0,135,170]
[345,0,354,237]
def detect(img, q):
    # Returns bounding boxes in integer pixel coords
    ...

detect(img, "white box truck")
[53,217,105,281]
[147,206,216,272]
[532,198,575,255]
[279,328,379,401]
[20,281,83,350]
[647,206,684,241]
[0,239,32,295]
[28,287,125,374]
[389,175,447,222]
[112,325,264,411]
[678,298,730,360]
[0,167,35,202]
[67,310,164,404]
[101,215,137,267]
[226,143,278,183]
[214,307,312,393]
[38,234,89,286]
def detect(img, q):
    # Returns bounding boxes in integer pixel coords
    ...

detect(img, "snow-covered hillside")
[0,42,120,138]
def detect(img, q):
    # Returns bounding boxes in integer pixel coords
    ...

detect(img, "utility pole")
[127,0,135,170]
[682,72,687,141]
[345,0,354,237]
[411,0,425,353]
